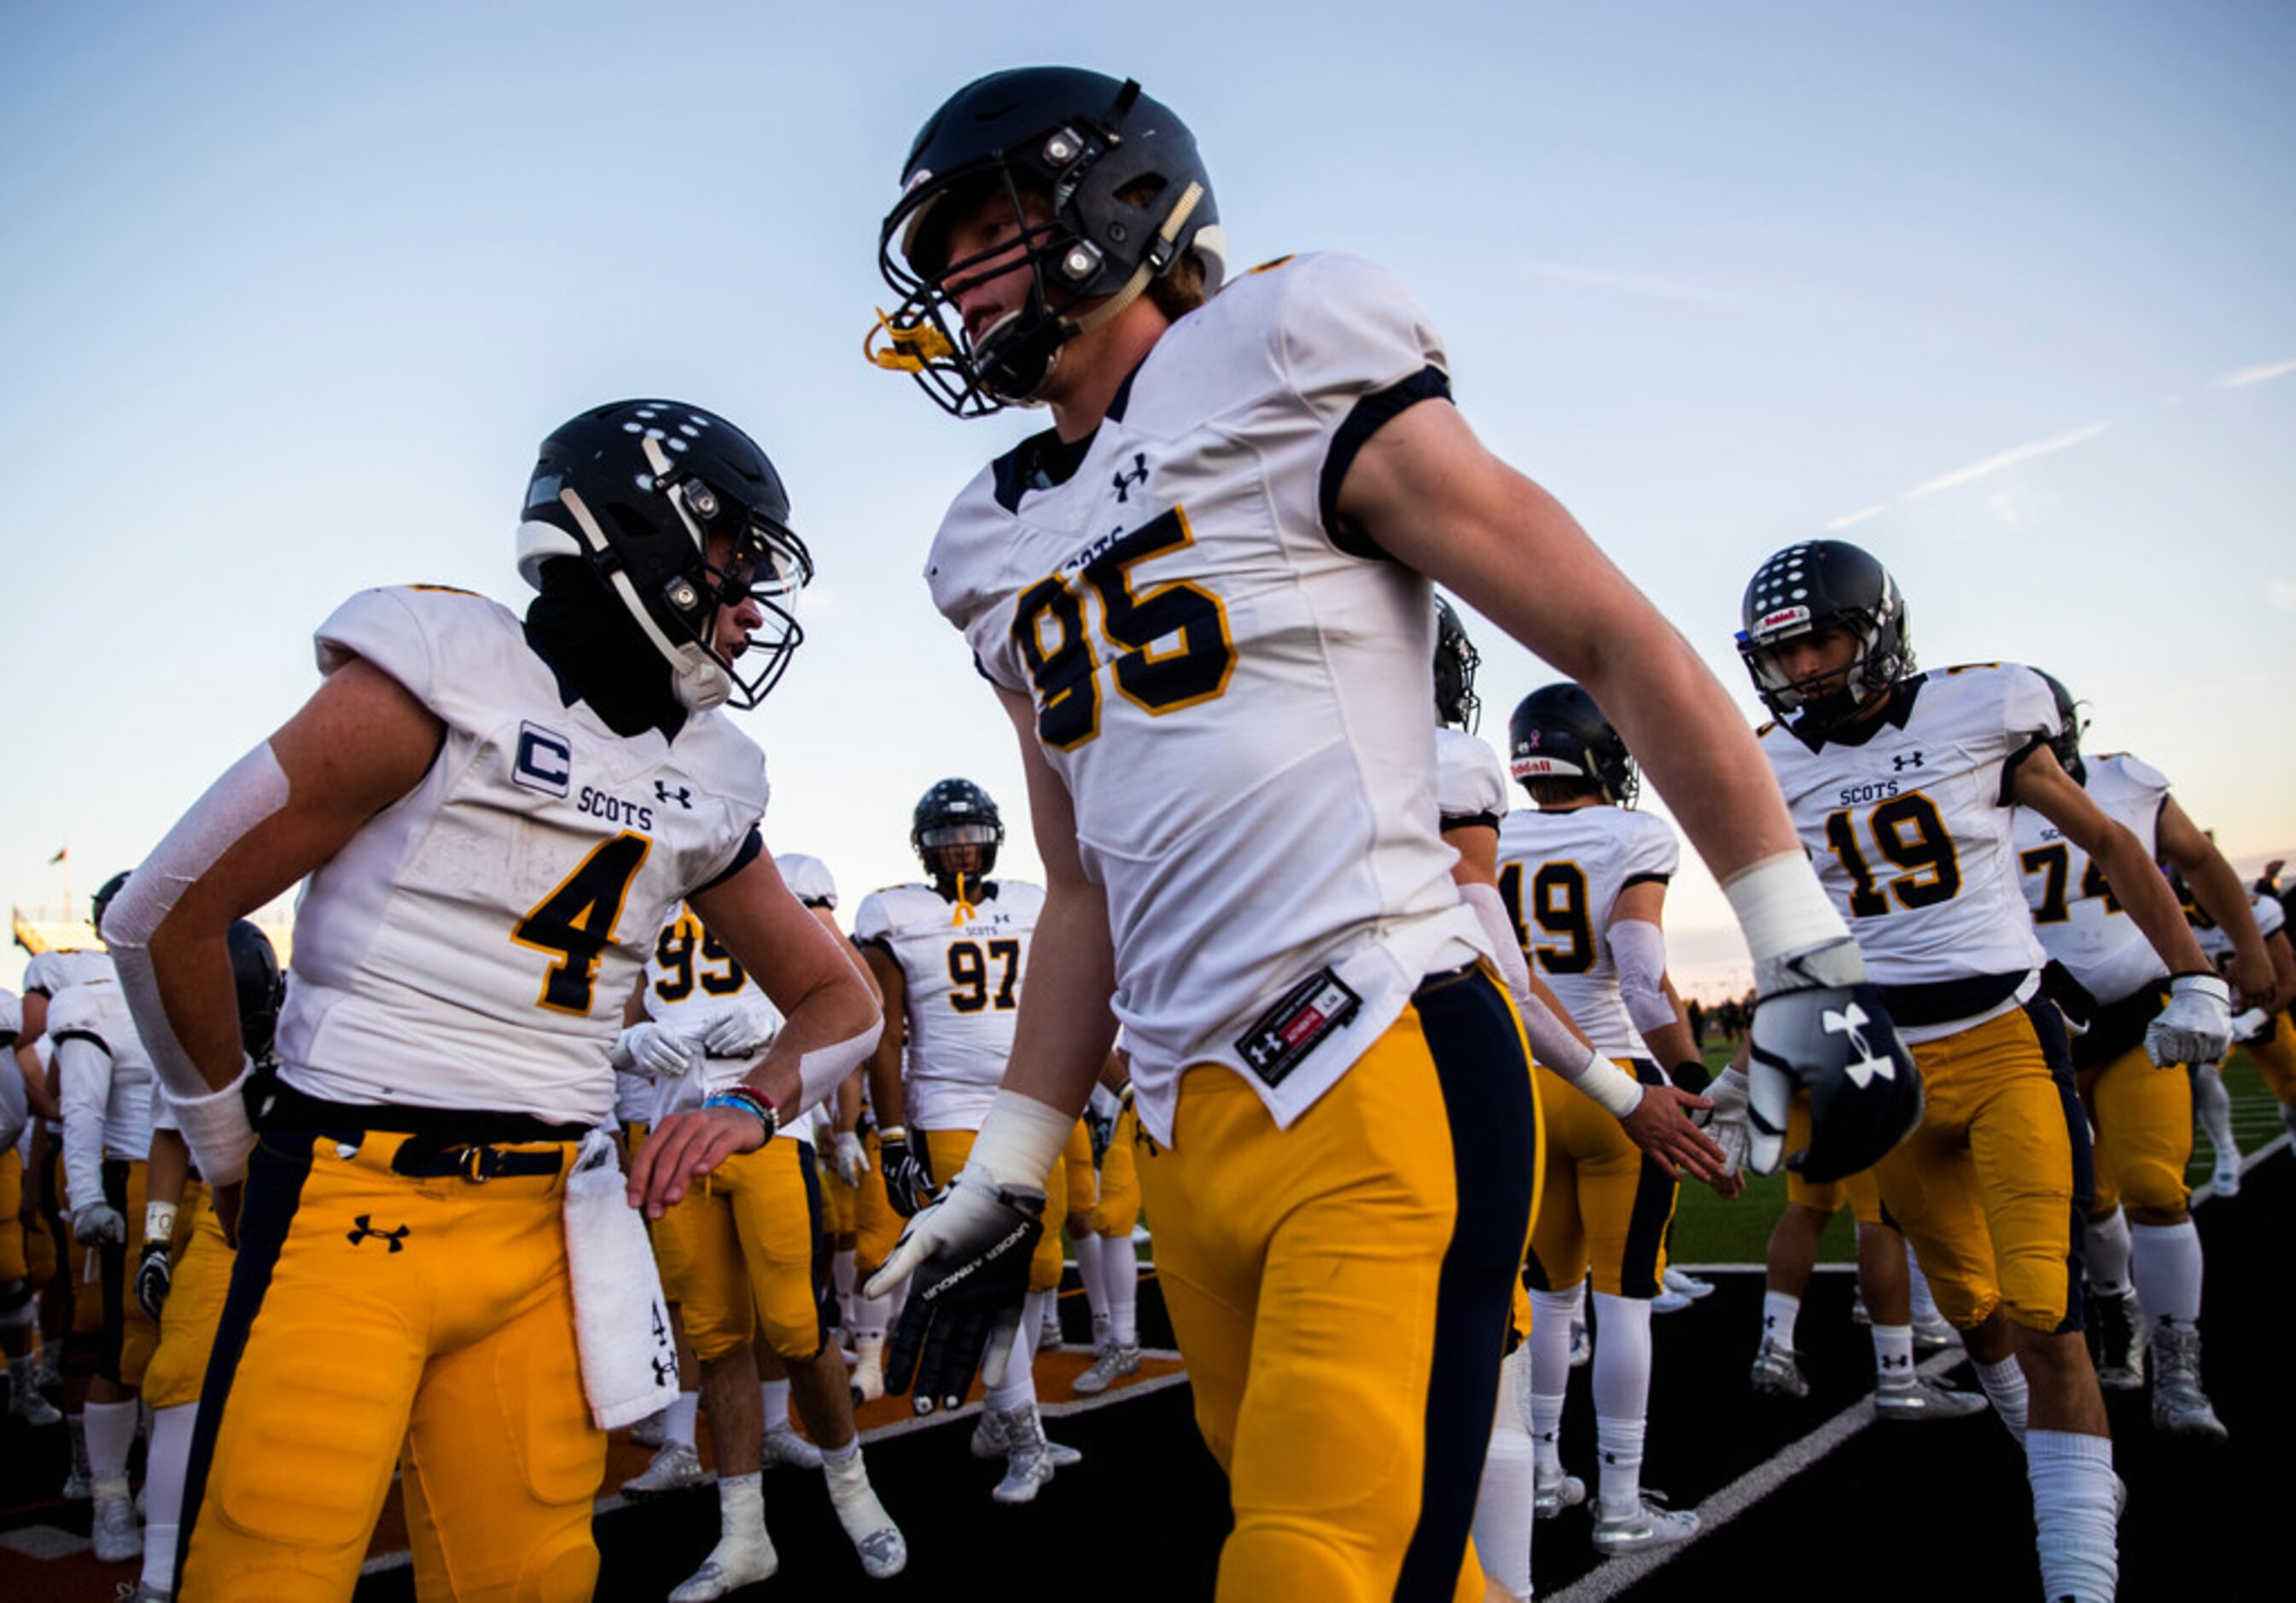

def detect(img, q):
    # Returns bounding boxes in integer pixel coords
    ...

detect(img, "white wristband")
[1572,1053,1646,1121]
[173,1063,258,1186]
[145,1200,178,1245]
[966,1088,1075,1190]
[1722,852,1850,965]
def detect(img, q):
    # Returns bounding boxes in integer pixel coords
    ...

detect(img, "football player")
[104,399,883,1602]
[50,892,163,1565]
[865,68,1908,1600]
[852,778,1081,1502]
[1071,1052,1144,1396]
[615,861,905,1595]
[1723,539,2232,1603]
[2013,673,2267,1441]
[0,983,39,1429]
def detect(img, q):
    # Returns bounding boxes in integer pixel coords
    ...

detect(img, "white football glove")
[1703,1066,1751,1177]
[832,1129,870,1187]
[2146,973,2232,1069]
[612,1021,699,1081]
[702,1004,772,1060]
[71,1201,127,1246]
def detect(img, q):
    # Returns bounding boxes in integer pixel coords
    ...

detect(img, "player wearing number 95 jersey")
[100,399,882,1603]
[871,67,1898,1603]
[1735,539,2232,1603]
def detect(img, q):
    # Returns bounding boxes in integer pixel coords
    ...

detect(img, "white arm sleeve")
[56,1034,112,1215]
[102,743,292,1182]
[1610,919,1676,1037]
[1458,881,1532,1003]
[790,1017,885,1127]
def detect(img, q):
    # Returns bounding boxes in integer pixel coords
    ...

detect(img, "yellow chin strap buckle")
[950,871,979,925]
[866,309,955,373]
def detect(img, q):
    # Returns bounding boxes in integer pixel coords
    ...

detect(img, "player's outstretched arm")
[2013,747,2229,1065]
[631,852,883,1216]
[2155,796,2274,1005]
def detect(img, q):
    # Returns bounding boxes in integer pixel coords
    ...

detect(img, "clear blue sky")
[5,2,2292,996]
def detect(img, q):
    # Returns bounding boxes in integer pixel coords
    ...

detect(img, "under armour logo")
[650,1354,678,1385]
[347,1215,411,1252]
[1111,453,1149,502]
[1824,1002,1897,1089]
[1880,1354,1911,1370]
[655,781,693,808]
[1892,752,1925,771]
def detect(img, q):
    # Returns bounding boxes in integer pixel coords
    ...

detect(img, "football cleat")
[64,1413,91,1501]
[825,1453,907,1580]
[667,1532,778,1603]
[2210,1160,2241,1198]
[1850,1291,1871,1327]
[2150,1326,2228,1442]
[1038,1303,1065,1351]
[970,1402,1081,1469]
[993,1433,1057,1505]
[1874,1375,1988,1422]
[2090,1286,2147,1392]
[1533,1468,1586,1520]
[1651,1288,1694,1315]
[9,1379,62,1429]
[1662,1268,1716,1301]
[1072,1340,1144,1396]
[1911,1310,1958,1354]
[1750,1337,1810,1399]
[1569,1320,1591,1369]
[1592,1493,1699,1555]
[629,1405,670,1450]
[92,1489,142,1564]
[760,1425,824,1471]
[621,1442,714,1501]
[114,1584,171,1601]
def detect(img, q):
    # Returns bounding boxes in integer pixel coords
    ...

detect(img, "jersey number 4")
[1823,794,1961,918]
[1497,861,1595,975]
[1010,506,1237,750]
[512,833,652,1013]
[2019,842,2121,924]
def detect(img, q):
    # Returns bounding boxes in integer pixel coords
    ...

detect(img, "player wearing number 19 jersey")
[1738,539,2232,1603]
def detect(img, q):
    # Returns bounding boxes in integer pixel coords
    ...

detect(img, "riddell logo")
[1759,605,1810,632]
[1511,757,1559,778]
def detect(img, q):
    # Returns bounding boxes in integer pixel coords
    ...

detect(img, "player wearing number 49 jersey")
[871,67,1891,1602]
[1734,539,2232,1603]
[2012,674,2268,1442]
[100,399,881,1603]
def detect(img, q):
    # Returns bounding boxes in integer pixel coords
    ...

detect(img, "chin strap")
[949,871,978,926]
[1062,181,1205,345]
[555,487,731,712]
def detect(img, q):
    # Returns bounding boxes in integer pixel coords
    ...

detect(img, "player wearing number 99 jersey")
[100,399,882,1603]
[1738,539,2230,1603]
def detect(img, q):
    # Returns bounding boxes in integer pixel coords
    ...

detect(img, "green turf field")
[1664,1040,2283,1266]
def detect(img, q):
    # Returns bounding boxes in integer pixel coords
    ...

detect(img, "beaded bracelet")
[702,1086,779,1143]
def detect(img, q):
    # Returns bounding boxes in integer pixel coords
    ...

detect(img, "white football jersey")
[925,253,1486,1146]
[778,852,838,909]
[1436,728,1509,831]
[636,900,784,1127]
[23,948,116,1002]
[2193,888,2285,964]
[853,879,1044,1133]
[50,976,156,1188]
[2013,753,2171,1006]
[1758,665,2056,1042]
[1495,806,1680,1059]
[277,587,768,1126]
[1,985,18,1041]
[0,987,24,1152]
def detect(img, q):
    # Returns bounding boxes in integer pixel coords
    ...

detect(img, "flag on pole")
[49,847,67,864]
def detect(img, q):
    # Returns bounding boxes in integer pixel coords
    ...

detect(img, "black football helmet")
[1506,683,1639,807]
[872,67,1227,415]
[2032,668,2086,784]
[91,871,134,939]
[1736,540,1913,736]
[226,919,286,1062]
[516,400,813,712]
[1433,597,1481,732]
[912,779,1005,883]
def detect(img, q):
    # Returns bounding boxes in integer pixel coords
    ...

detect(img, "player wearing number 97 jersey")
[100,399,883,1603]
[1739,539,2230,1603]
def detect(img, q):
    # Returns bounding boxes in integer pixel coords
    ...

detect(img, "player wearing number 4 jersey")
[102,399,881,1603]
[866,67,1908,1602]
[1732,539,2232,1603]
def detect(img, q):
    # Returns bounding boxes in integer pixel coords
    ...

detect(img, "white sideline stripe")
[354,1357,1189,1575]
[1548,1345,1967,1603]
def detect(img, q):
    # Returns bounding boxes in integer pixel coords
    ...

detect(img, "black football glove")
[879,1129,934,1219]
[135,1241,173,1322]
[861,1169,1042,1414]
[1748,936,1922,1183]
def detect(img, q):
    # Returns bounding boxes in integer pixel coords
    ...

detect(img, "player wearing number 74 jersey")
[1733,539,2232,1603]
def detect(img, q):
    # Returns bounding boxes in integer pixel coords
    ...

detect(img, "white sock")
[1907,1250,1942,1325]
[1976,1355,2029,1443]
[2194,1065,2237,1166]
[821,1435,859,1467]
[85,1396,140,1490]
[984,1289,1052,1413]
[1473,1390,1536,1600]
[708,1472,772,1568]
[139,1401,195,1594]
[1074,1233,1108,1329]
[1104,1240,1139,1347]
[832,1249,856,1330]
[2084,1208,2132,1296]
[759,1378,791,1433]
[849,1290,889,1347]
[2128,1220,2204,1331]
[1589,1292,1652,1423]
[1594,1414,1645,1513]
[2026,1430,2118,1602]
[667,1390,700,1451]
[1528,1289,1575,1480]
[1761,1290,1801,1351]
[1872,1324,1915,1386]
